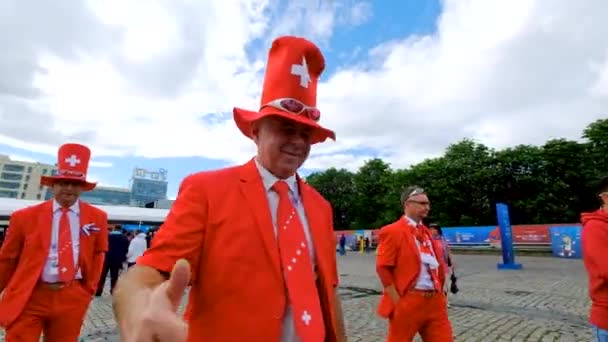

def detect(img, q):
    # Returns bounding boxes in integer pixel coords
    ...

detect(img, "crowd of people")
[0,35,605,342]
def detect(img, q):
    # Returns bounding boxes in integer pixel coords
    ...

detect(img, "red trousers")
[5,281,92,342]
[387,290,453,341]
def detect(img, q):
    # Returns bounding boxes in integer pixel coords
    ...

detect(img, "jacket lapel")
[298,180,329,272]
[401,218,421,264]
[38,200,54,254]
[239,159,282,279]
[78,202,90,263]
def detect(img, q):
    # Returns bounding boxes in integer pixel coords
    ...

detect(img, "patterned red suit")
[138,159,340,341]
[0,200,108,340]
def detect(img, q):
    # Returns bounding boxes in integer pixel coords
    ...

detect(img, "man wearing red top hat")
[112,36,347,342]
[0,143,109,341]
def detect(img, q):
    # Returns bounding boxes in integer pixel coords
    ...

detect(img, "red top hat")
[40,143,97,191]
[233,36,336,144]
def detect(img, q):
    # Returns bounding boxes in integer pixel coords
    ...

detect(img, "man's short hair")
[400,186,426,206]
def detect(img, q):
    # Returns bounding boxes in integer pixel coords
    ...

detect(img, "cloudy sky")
[1,0,607,198]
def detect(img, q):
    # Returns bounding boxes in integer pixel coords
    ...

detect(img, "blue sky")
[1,0,607,199]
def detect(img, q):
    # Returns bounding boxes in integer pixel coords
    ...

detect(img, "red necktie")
[57,207,76,282]
[411,225,441,291]
[272,180,325,342]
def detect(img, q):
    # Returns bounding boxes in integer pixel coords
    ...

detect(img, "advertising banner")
[549,226,582,259]
[488,225,554,246]
[442,226,494,246]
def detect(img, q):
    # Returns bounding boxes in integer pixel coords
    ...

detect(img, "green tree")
[306,168,355,229]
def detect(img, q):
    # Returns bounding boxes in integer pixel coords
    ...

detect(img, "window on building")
[2,164,25,172]
[42,169,48,175]
[36,193,41,200]
[23,183,28,190]
[1,173,22,181]
[27,166,32,173]
[20,192,25,199]
[0,181,21,189]
[0,190,18,198]
[25,175,30,182]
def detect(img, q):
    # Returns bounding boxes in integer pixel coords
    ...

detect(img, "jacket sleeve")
[136,174,207,282]
[326,204,339,288]
[376,228,398,267]
[582,220,608,280]
[0,212,24,292]
[85,211,108,294]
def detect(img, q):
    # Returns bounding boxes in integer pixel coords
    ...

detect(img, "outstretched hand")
[125,259,191,342]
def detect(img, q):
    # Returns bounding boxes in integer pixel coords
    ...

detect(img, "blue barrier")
[496,203,523,270]
[549,226,582,259]
[122,224,152,232]
[442,226,494,246]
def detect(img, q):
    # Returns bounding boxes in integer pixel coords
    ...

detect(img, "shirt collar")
[53,199,80,215]
[404,215,419,227]
[254,158,299,196]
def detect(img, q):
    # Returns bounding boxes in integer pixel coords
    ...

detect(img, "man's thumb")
[166,259,191,307]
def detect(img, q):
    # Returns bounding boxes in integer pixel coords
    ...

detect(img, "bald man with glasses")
[375,186,453,341]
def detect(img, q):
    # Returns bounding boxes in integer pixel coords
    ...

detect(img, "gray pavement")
[1,253,594,341]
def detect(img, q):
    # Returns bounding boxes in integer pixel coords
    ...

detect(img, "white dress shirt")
[40,200,82,283]
[127,233,148,263]
[405,216,438,290]
[254,159,315,342]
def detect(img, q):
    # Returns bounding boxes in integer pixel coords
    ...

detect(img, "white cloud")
[0,0,607,175]
[7,154,37,163]
[89,161,113,168]
[315,0,608,169]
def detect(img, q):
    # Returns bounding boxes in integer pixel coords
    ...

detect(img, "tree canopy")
[306,119,608,230]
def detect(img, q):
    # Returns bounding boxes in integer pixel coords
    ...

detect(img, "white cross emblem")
[301,311,312,325]
[291,56,311,88]
[65,154,81,167]
[61,267,67,273]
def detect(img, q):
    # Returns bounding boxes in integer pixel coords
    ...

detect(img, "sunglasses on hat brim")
[262,98,321,122]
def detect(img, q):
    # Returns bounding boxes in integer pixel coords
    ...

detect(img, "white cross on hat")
[291,56,311,88]
[65,154,81,167]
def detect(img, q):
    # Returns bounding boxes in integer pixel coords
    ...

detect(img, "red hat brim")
[233,106,336,144]
[40,175,97,192]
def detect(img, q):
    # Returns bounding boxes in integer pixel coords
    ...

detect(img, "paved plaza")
[1,253,593,341]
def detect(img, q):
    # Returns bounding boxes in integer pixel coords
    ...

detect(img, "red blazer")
[375,218,447,319]
[138,158,340,341]
[0,200,108,327]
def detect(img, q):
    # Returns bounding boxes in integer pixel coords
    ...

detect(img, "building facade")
[77,186,132,206]
[0,155,57,200]
[129,168,168,207]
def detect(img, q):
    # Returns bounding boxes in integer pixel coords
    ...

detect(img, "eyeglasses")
[262,98,321,122]
[409,200,430,206]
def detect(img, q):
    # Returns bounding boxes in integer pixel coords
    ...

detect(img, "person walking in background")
[96,225,129,297]
[376,186,453,341]
[430,223,454,308]
[581,176,608,342]
[339,234,346,255]
[126,230,148,268]
[0,143,108,341]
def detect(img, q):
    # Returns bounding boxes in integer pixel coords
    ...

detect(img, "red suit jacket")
[375,218,447,318]
[137,159,340,341]
[0,200,108,327]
